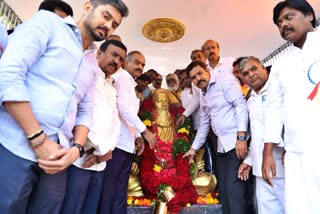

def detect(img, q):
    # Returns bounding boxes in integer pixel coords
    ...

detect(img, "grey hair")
[90,0,129,17]
[126,51,144,62]
[238,56,263,72]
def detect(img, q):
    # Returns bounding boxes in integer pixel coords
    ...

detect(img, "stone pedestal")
[127,204,223,214]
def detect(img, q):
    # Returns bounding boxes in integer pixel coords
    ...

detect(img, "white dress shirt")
[264,29,320,158]
[192,73,248,153]
[73,71,120,171]
[244,81,284,177]
[207,56,235,76]
[112,69,146,154]
[180,87,201,130]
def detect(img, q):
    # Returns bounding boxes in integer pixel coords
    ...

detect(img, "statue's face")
[154,92,169,110]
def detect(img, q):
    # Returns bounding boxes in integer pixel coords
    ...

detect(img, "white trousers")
[285,152,320,214]
[256,176,285,214]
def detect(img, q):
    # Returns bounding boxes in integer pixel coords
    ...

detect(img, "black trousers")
[98,148,133,214]
[216,149,249,214]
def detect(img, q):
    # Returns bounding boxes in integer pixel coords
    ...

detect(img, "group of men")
[0,0,156,213]
[0,0,320,214]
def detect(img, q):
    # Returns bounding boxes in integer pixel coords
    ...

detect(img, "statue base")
[127,204,223,214]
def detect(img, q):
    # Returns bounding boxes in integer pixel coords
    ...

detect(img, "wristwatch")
[237,135,246,141]
[72,143,84,157]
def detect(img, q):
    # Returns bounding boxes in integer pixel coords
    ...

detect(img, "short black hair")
[136,73,151,82]
[273,0,316,27]
[90,0,129,17]
[186,61,207,77]
[146,69,158,75]
[39,0,73,17]
[99,39,127,53]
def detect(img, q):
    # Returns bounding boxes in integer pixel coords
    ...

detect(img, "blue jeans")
[61,165,104,214]
[0,143,67,214]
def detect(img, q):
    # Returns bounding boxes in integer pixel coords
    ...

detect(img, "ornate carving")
[142,18,186,43]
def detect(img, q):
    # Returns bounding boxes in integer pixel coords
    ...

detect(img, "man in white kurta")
[237,57,285,214]
[263,1,320,213]
[61,40,127,214]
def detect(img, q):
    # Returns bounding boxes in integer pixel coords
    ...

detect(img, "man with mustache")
[237,56,285,214]
[166,73,182,96]
[262,1,320,213]
[153,73,163,89]
[202,39,234,76]
[100,50,156,214]
[183,61,249,214]
[0,0,128,213]
[61,40,127,213]
[190,49,206,63]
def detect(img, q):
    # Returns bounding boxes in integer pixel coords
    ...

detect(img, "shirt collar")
[251,79,269,96]
[207,56,223,70]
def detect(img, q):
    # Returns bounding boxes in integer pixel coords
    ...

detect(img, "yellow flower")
[127,198,133,205]
[178,127,189,135]
[143,119,152,126]
[186,203,191,207]
[153,164,162,173]
[213,198,219,204]
[134,199,139,205]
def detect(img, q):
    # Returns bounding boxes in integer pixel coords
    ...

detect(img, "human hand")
[33,137,61,161]
[238,162,251,181]
[262,152,276,187]
[38,147,80,174]
[235,140,248,160]
[175,114,186,126]
[182,148,196,161]
[135,137,145,156]
[142,128,156,149]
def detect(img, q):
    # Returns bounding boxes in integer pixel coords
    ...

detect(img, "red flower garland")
[139,97,197,213]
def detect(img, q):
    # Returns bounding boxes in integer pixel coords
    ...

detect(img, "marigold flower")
[213,198,219,204]
[143,119,152,126]
[134,199,139,205]
[178,127,189,135]
[127,198,133,205]
[153,164,162,173]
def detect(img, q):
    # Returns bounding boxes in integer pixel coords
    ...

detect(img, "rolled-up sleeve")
[222,75,248,132]
[75,75,97,129]
[0,12,51,104]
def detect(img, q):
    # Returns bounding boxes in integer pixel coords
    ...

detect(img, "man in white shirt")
[237,56,285,214]
[99,51,156,214]
[183,61,249,214]
[61,40,127,214]
[201,39,234,76]
[262,1,320,213]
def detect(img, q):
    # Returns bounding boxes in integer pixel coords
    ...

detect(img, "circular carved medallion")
[142,18,186,43]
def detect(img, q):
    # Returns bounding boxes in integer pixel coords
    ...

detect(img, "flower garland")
[139,97,197,213]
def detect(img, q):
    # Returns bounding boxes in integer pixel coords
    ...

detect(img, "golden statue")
[128,89,216,205]
[152,89,174,142]
[192,148,217,196]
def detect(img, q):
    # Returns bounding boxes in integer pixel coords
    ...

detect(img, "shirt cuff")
[0,86,30,104]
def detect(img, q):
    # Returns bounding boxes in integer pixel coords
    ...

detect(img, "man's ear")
[96,49,102,59]
[306,12,314,23]
[83,0,93,13]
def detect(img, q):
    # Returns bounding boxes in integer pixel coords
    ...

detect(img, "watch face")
[237,136,246,141]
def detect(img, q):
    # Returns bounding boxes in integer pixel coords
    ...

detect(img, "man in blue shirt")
[183,61,249,214]
[0,0,128,213]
